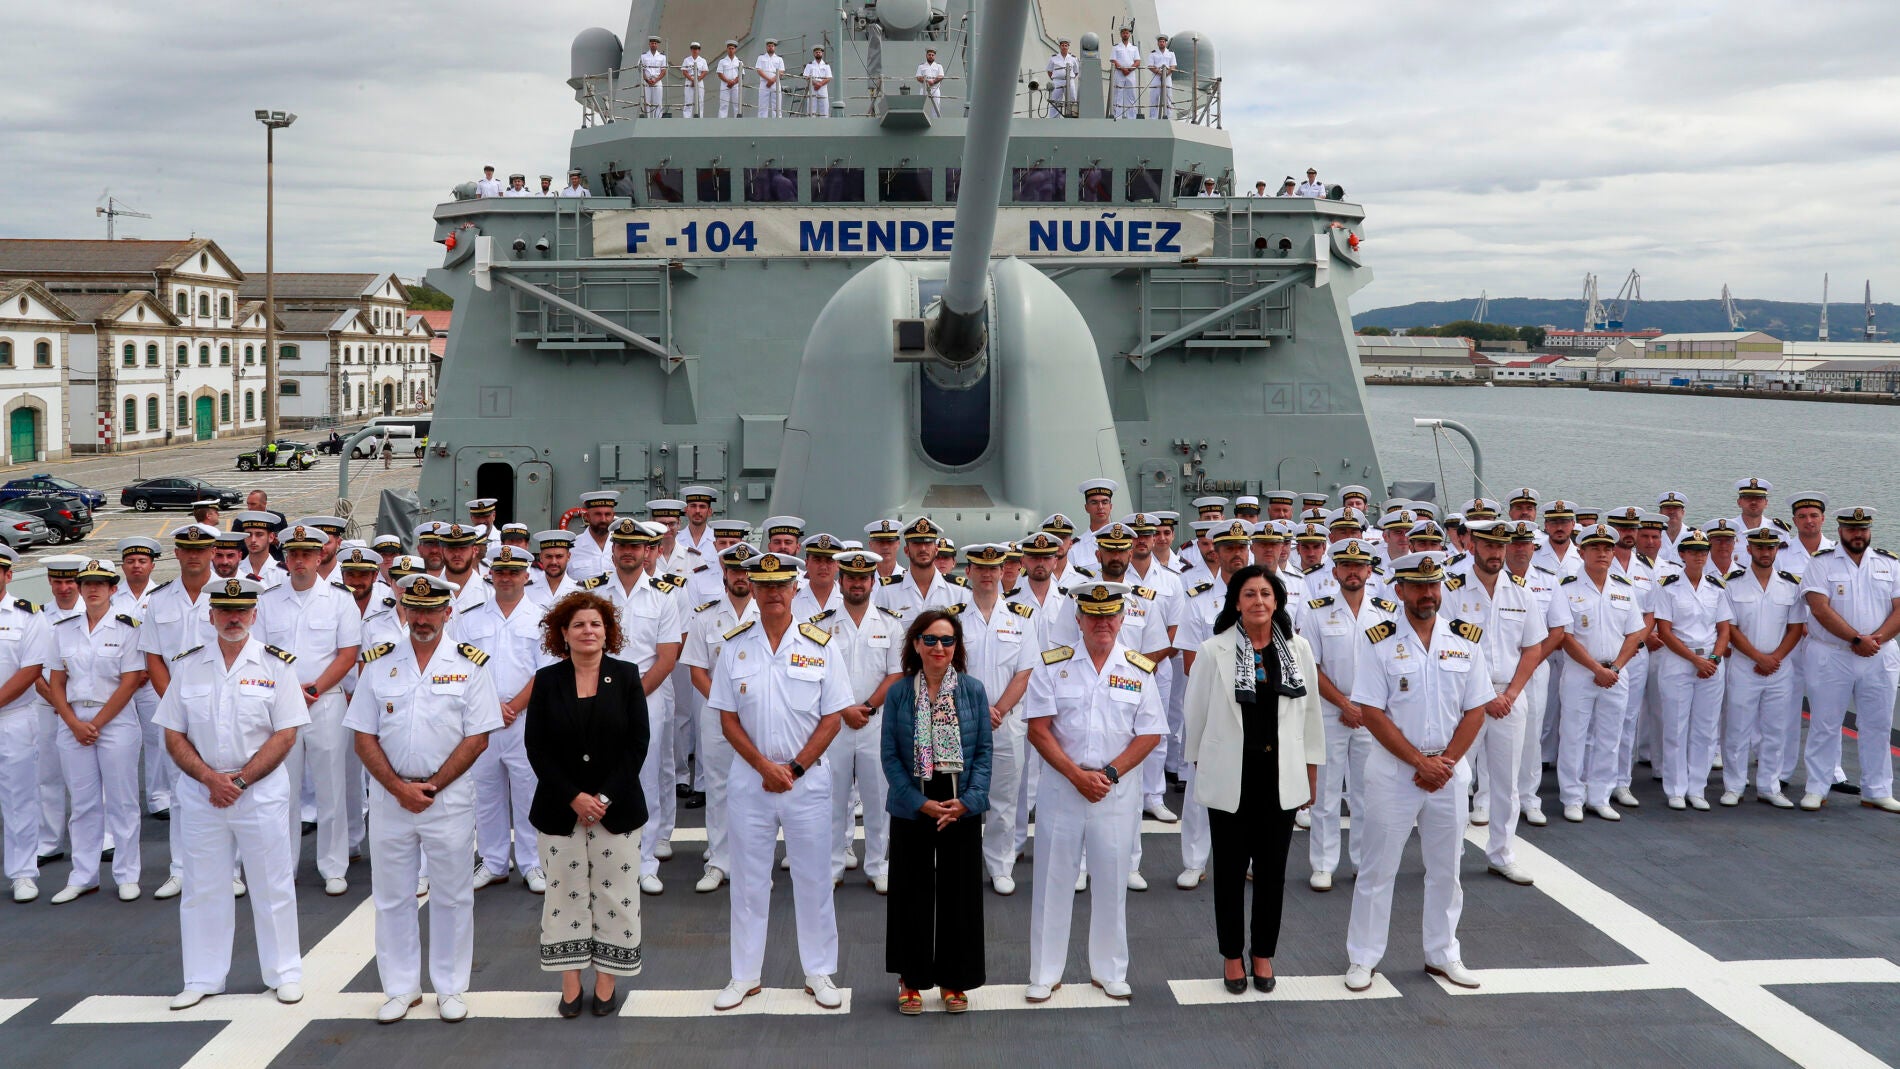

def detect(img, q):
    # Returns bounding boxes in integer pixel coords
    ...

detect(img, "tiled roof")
[0,238,239,279]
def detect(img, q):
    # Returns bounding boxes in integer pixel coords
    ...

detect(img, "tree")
[406,282,454,310]
[1357,326,1393,336]
[1517,325,1547,347]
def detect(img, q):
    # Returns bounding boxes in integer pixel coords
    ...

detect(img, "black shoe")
[591,988,620,1016]
[675,783,694,799]
[682,791,706,810]
[36,851,65,865]
[1780,780,1793,792]
[1252,974,1276,993]
[301,821,317,837]
[1222,976,1248,995]
[1831,782,1862,796]
[100,848,113,862]
[151,809,170,822]
[558,992,583,1018]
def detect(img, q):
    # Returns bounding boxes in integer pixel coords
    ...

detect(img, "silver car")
[0,508,50,550]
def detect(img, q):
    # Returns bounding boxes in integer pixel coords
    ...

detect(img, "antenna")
[94,194,152,240]
[1720,284,1743,330]
[1471,291,1488,323]
[1818,273,1829,341]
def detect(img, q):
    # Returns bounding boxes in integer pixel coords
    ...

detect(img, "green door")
[7,408,35,463]
[194,396,214,440]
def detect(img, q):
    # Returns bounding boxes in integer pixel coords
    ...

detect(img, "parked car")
[0,508,50,550]
[351,425,425,459]
[7,493,92,544]
[314,431,347,455]
[237,446,316,472]
[0,474,106,510]
[118,477,244,512]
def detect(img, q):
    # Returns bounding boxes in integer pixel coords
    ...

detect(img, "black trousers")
[1207,748,1297,960]
[885,775,986,991]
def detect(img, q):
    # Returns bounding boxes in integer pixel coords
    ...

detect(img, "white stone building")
[0,279,74,463]
[244,273,435,422]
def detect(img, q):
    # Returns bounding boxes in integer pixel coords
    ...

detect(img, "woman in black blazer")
[524,591,650,1018]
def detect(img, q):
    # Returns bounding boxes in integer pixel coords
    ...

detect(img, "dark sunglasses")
[918,634,958,647]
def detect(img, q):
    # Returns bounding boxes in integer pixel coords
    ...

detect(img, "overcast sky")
[6,1,1897,310]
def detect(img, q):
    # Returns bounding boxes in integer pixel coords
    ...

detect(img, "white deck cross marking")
[0,999,33,1026]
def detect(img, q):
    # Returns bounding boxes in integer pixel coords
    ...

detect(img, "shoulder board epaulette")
[1189,582,1215,596]
[879,574,903,586]
[1372,597,1399,613]
[1875,548,1898,560]
[807,608,837,623]
[1008,601,1035,618]
[151,578,173,591]
[1124,649,1156,673]
[1560,574,1579,585]
[264,643,297,664]
[692,563,710,573]
[1448,553,1467,565]
[693,599,720,613]
[664,573,686,586]
[12,597,36,613]
[1535,565,1556,576]
[1303,563,1326,575]
[1637,553,1654,568]
[879,605,905,619]
[1004,586,1021,598]
[941,603,965,615]
[1610,573,1632,585]
[1777,570,1799,585]
[1449,619,1484,642]
[483,575,495,586]
[361,641,396,663]
[576,574,610,590]
[331,580,350,590]
[1813,546,1836,556]
[1042,645,1075,665]
[1071,566,1096,579]
[649,577,677,593]
[1706,573,1725,589]
[1444,575,1465,592]
[1364,620,1398,643]
[171,644,203,662]
[1510,572,1528,587]
[948,574,970,588]
[1659,573,1680,587]
[1772,517,1792,532]
[723,620,756,641]
[381,595,397,608]
[114,613,140,628]
[1133,586,1155,600]
[457,642,490,666]
[797,621,831,646]
[1307,595,1335,609]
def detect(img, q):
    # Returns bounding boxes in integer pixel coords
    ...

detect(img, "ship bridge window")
[745,167,799,202]
[1012,168,1067,203]
[646,168,685,204]
[946,168,961,201]
[696,168,732,203]
[1173,171,1204,198]
[879,168,932,203]
[1125,169,1164,203]
[812,167,866,203]
[1079,167,1112,203]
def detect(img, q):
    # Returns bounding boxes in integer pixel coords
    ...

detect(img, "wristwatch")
[790,760,806,779]
[1103,765,1120,784]
[232,774,249,791]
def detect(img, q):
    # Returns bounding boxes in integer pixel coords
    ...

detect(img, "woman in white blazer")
[1181,566,1325,995]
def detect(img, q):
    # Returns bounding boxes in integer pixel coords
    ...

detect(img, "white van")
[353,423,423,459]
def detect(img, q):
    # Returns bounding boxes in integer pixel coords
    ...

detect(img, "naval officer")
[0,548,49,903]
[1023,582,1164,1003]
[346,574,501,1024]
[1068,478,1120,571]
[1554,525,1648,822]
[717,41,746,117]
[1652,529,1733,810]
[1342,553,1491,993]
[110,537,166,823]
[680,42,709,118]
[803,47,833,118]
[952,544,1038,895]
[810,547,904,892]
[559,168,591,197]
[706,551,854,1011]
[755,39,786,117]
[917,48,946,118]
[1721,526,1805,808]
[877,517,974,617]
[568,490,620,580]
[596,519,684,893]
[1296,168,1327,197]
[157,577,308,1010]
[33,556,84,868]
[683,543,761,893]
[1798,506,1900,813]
[638,36,668,117]
[1109,26,1140,119]
[1046,39,1079,117]
[1144,35,1176,119]
[474,166,504,198]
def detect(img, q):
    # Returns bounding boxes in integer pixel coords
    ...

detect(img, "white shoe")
[1074,872,1088,892]
[1469,808,1489,827]
[1308,870,1333,892]
[871,874,889,895]
[1488,862,1535,885]
[12,878,37,903]
[1293,808,1312,830]
[1591,805,1621,822]
[1521,807,1547,827]
[1092,978,1132,1000]
[695,867,726,893]
[1562,805,1583,823]
[470,864,504,890]
[1144,802,1178,823]
[525,869,548,894]
[1862,795,1900,813]
[843,850,858,871]
[154,875,182,900]
[233,878,246,898]
[714,980,760,1011]
[804,974,843,1009]
[415,877,429,898]
[324,877,348,896]
[49,884,96,904]
[1719,791,1742,807]
[639,874,664,896]
[992,875,1017,896]
[1024,983,1055,1003]
[1612,787,1640,807]
[1126,871,1148,892]
[276,982,303,1005]
[654,840,673,861]
[117,883,140,902]
[1176,868,1204,890]
[1799,792,1826,811]
[1711,755,1724,771]
[1760,791,1795,809]
[1344,963,1375,992]
[437,994,467,1022]
[377,994,422,1023]
[1687,795,1710,811]
[1664,796,1686,810]
[1426,960,1481,989]
[169,989,215,1011]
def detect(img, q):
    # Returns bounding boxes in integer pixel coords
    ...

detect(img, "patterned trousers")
[537,822,645,976]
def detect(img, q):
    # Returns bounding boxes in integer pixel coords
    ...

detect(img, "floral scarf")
[912,666,964,780]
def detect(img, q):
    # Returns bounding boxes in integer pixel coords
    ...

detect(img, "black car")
[118,477,244,512]
[7,493,92,544]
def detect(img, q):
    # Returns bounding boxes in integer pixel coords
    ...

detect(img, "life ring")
[559,507,586,532]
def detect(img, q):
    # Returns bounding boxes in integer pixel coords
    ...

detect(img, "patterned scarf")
[1234,622,1306,704]
[913,666,964,780]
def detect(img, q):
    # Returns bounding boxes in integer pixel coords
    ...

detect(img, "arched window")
[244,391,255,421]
[34,341,50,368]
[198,293,211,318]
[243,344,254,365]
[178,395,190,426]
[198,344,210,366]
[219,345,231,366]
[176,343,188,365]
[357,383,365,409]
[123,396,138,433]
[220,392,231,423]
[122,342,137,368]
[146,395,159,431]
[0,341,11,366]
[175,291,188,315]
[146,342,159,366]
[219,295,231,319]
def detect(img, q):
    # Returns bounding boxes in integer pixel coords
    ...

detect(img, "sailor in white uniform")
[809,548,904,892]
[156,577,308,1010]
[1145,36,1176,119]
[716,41,747,117]
[1798,506,1900,812]
[1651,529,1733,810]
[1170,520,1256,891]
[1342,553,1492,993]
[595,519,684,890]
[526,529,582,607]
[474,166,504,199]
[755,39,786,117]
[950,544,1037,895]
[499,173,534,198]
[1721,526,1806,807]
[680,42,709,118]
[345,574,500,1024]
[0,548,49,903]
[110,537,167,820]
[33,557,86,864]
[876,517,974,618]
[1776,491,1835,789]
[1109,27,1140,120]
[917,48,946,118]
[802,48,833,118]
[1046,40,1079,117]
[453,546,549,892]
[1296,168,1327,197]
[235,512,288,588]
[1554,525,1650,822]
[638,36,669,117]
[1500,521,1568,827]
[567,490,621,582]
[1067,478,1120,573]
[682,543,760,893]
[706,551,853,1011]
[558,168,591,198]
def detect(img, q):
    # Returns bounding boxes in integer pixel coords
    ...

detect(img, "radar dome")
[877,0,933,35]
[1079,31,1100,52]
[570,27,623,86]
[1169,30,1217,80]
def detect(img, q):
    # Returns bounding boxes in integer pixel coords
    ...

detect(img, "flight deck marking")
[0,999,33,1026]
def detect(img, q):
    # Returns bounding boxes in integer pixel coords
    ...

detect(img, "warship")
[411,0,1381,536]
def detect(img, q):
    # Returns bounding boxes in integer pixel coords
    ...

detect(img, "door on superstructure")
[194,397,214,440]
[8,408,38,464]
[382,384,395,416]
[456,448,553,530]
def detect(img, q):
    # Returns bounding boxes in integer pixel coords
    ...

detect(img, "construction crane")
[1721,284,1744,329]
[1582,274,1603,331]
[94,193,151,240]
[1818,273,1829,341]
[1865,280,1882,341]
[1604,269,1640,330]
[1471,291,1488,323]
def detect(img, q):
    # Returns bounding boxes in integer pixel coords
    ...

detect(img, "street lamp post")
[254,109,296,451]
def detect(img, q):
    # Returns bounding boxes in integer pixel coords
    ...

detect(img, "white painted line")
[944,983,1128,1012]
[1169,974,1403,1005]
[618,987,852,1017]
[1430,964,1670,995]
[0,998,32,1026]
[659,819,1189,847]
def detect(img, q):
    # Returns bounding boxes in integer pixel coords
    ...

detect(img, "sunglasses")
[918,634,958,647]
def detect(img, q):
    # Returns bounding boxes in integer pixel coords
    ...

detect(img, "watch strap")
[1103,764,1120,784]
[790,760,806,779]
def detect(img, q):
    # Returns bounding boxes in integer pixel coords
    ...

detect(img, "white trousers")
[1612,649,1651,790]
[1805,644,1899,798]
[1014,750,1038,857]
[1046,84,1070,118]
[641,83,664,116]
[924,86,942,118]
[826,721,889,881]
[681,83,703,118]
[0,710,36,879]
[1724,658,1797,795]
[1516,663,1550,812]
[1656,655,1725,798]
[1776,655,1810,781]
[36,702,67,855]
[1142,666,1174,807]
[1146,80,1172,119]
[807,90,829,118]
[756,86,782,118]
[1557,663,1629,808]
[1177,759,1211,871]
[672,663,697,789]
[1163,658,1187,775]
[177,769,301,993]
[1346,751,1469,969]
[1111,77,1137,120]
[1471,694,1526,867]
[638,686,676,876]
[983,714,1027,878]
[697,696,734,874]
[726,760,836,981]
[295,690,353,880]
[1540,667,1562,765]
[131,685,167,810]
[1310,708,1371,875]
[1027,773,1138,987]
[57,708,141,888]
[719,83,744,118]
[367,783,476,998]
[472,717,538,875]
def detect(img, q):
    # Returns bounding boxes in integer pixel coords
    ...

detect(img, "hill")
[1353,297,1897,340]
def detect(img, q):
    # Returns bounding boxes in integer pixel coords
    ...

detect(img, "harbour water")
[1367,386,1900,523]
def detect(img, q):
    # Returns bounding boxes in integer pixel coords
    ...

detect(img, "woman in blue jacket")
[880,608,992,1015]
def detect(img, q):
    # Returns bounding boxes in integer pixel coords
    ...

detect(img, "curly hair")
[540,590,625,659]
